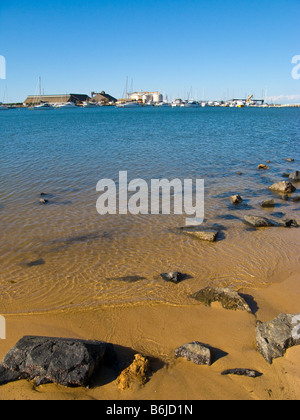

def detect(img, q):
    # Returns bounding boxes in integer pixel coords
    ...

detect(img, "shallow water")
[0,107,300,314]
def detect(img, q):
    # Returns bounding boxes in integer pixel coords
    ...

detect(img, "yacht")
[0,103,8,111]
[116,101,142,108]
[32,102,54,110]
[156,101,171,107]
[56,102,77,108]
[82,101,98,108]
[171,99,182,108]
[181,100,200,108]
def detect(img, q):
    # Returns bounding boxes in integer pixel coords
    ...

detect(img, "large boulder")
[269,181,296,194]
[256,314,300,364]
[190,286,252,313]
[0,336,108,387]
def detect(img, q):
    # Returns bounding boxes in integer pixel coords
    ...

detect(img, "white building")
[128,91,163,104]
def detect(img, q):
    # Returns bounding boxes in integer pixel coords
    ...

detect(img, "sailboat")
[30,77,54,110]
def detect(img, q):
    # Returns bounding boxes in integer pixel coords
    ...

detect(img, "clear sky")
[0,0,299,103]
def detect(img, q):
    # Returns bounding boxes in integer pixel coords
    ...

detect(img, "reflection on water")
[0,107,299,313]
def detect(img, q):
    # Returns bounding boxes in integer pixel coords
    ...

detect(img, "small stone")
[260,199,275,208]
[269,181,296,194]
[175,342,213,366]
[244,215,275,227]
[116,354,151,390]
[258,164,270,170]
[180,226,219,242]
[39,198,48,204]
[281,219,298,227]
[190,286,252,313]
[221,368,262,378]
[230,195,243,204]
[289,171,300,181]
[160,272,185,284]
[285,158,295,162]
[291,196,300,203]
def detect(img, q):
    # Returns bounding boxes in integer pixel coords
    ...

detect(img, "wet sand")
[0,248,300,400]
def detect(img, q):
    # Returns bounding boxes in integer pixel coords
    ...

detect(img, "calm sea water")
[0,107,300,314]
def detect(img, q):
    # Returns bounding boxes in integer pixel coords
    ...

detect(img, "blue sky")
[0,0,299,103]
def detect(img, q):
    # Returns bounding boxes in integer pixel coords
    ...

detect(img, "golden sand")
[0,268,300,400]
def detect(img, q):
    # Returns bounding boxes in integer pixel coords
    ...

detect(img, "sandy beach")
[0,228,300,400]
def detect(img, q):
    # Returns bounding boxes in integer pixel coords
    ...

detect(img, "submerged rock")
[180,226,219,242]
[108,275,146,283]
[256,313,300,364]
[289,171,300,182]
[175,342,213,366]
[258,164,270,170]
[260,199,275,208]
[0,336,108,387]
[26,258,46,267]
[190,286,252,313]
[269,181,296,194]
[291,196,300,203]
[221,368,262,378]
[230,195,243,204]
[244,215,275,227]
[116,354,151,390]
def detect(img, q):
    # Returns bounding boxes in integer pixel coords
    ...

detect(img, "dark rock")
[291,196,300,203]
[269,181,296,194]
[256,313,300,364]
[160,272,186,284]
[282,173,290,178]
[281,219,298,228]
[175,342,213,366]
[0,336,108,387]
[289,171,300,182]
[221,368,262,378]
[190,286,252,313]
[244,215,275,227]
[260,199,275,208]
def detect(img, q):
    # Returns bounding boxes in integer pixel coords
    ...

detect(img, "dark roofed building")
[23,94,90,106]
[90,91,117,104]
